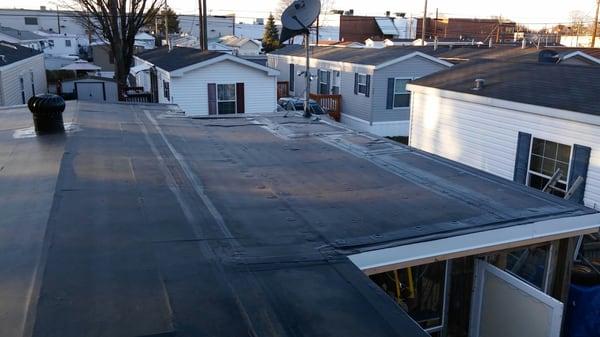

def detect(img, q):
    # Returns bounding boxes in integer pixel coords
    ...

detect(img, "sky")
[2,0,598,26]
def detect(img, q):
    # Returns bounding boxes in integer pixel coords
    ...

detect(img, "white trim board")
[349,213,600,275]
[407,84,600,127]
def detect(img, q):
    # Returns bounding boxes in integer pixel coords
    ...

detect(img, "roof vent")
[472,79,485,91]
[538,49,559,64]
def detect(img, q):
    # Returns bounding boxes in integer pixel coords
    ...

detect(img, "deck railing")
[310,93,342,121]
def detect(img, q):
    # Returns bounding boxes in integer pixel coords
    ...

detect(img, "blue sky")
[7,0,598,26]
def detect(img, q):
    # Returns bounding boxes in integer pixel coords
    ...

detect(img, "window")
[357,73,368,95]
[65,39,72,47]
[217,84,236,114]
[489,244,552,291]
[528,138,572,197]
[163,81,170,100]
[318,70,330,94]
[369,261,449,334]
[24,17,38,25]
[393,78,411,108]
[331,70,341,94]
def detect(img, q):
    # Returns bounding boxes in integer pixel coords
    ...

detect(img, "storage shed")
[134,47,279,116]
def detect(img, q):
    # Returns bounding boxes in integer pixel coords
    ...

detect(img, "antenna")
[280,0,321,118]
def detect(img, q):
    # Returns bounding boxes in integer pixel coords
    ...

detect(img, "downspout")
[369,70,373,126]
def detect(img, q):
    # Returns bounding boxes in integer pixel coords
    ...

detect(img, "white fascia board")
[349,213,600,275]
[561,51,600,65]
[407,84,600,127]
[270,53,376,73]
[171,54,279,77]
[375,52,454,70]
[0,53,44,71]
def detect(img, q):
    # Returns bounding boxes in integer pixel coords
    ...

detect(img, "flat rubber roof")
[0,102,595,337]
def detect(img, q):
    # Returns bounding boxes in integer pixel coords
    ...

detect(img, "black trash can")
[27,94,66,135]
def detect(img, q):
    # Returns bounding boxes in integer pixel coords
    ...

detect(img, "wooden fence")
[310,93,342,122]
[277,81,289,100]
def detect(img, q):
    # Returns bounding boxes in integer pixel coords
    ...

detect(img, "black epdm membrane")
[0,101,594,337]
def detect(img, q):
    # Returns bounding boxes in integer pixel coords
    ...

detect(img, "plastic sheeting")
[566,284,600,337]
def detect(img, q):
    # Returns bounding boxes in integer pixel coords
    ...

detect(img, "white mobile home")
[0,42,47,106]
[407,60,600,210]
[133,47,279,116]
[268,45,452,137]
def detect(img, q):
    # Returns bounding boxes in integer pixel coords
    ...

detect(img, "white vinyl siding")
[0,54,47,106]
[409,91,600,210]
[169,60,276,116]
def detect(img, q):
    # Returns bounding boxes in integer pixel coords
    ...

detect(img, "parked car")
[278,97,326,115]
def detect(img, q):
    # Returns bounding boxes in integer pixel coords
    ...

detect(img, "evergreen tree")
[156,7,180,36]
[262,14,281,53]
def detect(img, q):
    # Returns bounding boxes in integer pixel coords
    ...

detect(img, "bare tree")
[569,10,593,35]
[69,0,161,93]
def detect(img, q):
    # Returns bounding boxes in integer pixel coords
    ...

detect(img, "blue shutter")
[513,132,532,184]
[208,83,217,115]
[386,78,395,109]
[289,64,295,92]
[365,74,371,97]
[354,73,358,95]
[317,70,322,94]
[568,144,591,204]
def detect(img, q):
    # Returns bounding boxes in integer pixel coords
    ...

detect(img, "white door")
[76,82,106,102]
[469,259,563,337]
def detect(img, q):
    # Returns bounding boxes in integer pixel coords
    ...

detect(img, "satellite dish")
[280,0,321,42]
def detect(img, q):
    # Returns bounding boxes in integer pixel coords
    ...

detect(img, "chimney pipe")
[472,79,485,91]
[28,94,66,135]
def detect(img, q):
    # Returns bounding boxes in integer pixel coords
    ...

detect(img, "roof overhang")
[269,51,453,71]
[407,83,600,127]
[130,63,152,74]
[374,51,454,70]
[350,212,600,275]
[560,51,600,65]
[167,53,279,77]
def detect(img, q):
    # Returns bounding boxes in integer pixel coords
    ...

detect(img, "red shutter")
[236,83,245,114]
[207,83,217,115]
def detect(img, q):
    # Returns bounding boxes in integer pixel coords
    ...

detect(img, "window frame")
[392,77,413,109]
[216,83,237,115]
[162,80,170,100]
[24,17,38,25]
[331,70,341,95]
[318,69,330,95]
[357,73,368,96]
[526,137,573,196]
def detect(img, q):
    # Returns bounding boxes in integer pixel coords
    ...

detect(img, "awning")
[130,63,152,74]
[61,60,101,71]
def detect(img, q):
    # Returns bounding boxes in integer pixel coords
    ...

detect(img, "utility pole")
[164,1,170,50]
[198,0,204,50]
[434,8,438,39]
[592,0,600,48]
[201,0,208,50]
[421,0,427,45]
[155,16,159,46]
[56,5,61,34]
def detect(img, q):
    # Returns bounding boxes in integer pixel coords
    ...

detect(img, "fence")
[310,93,342,122]
[277,81,289,100]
